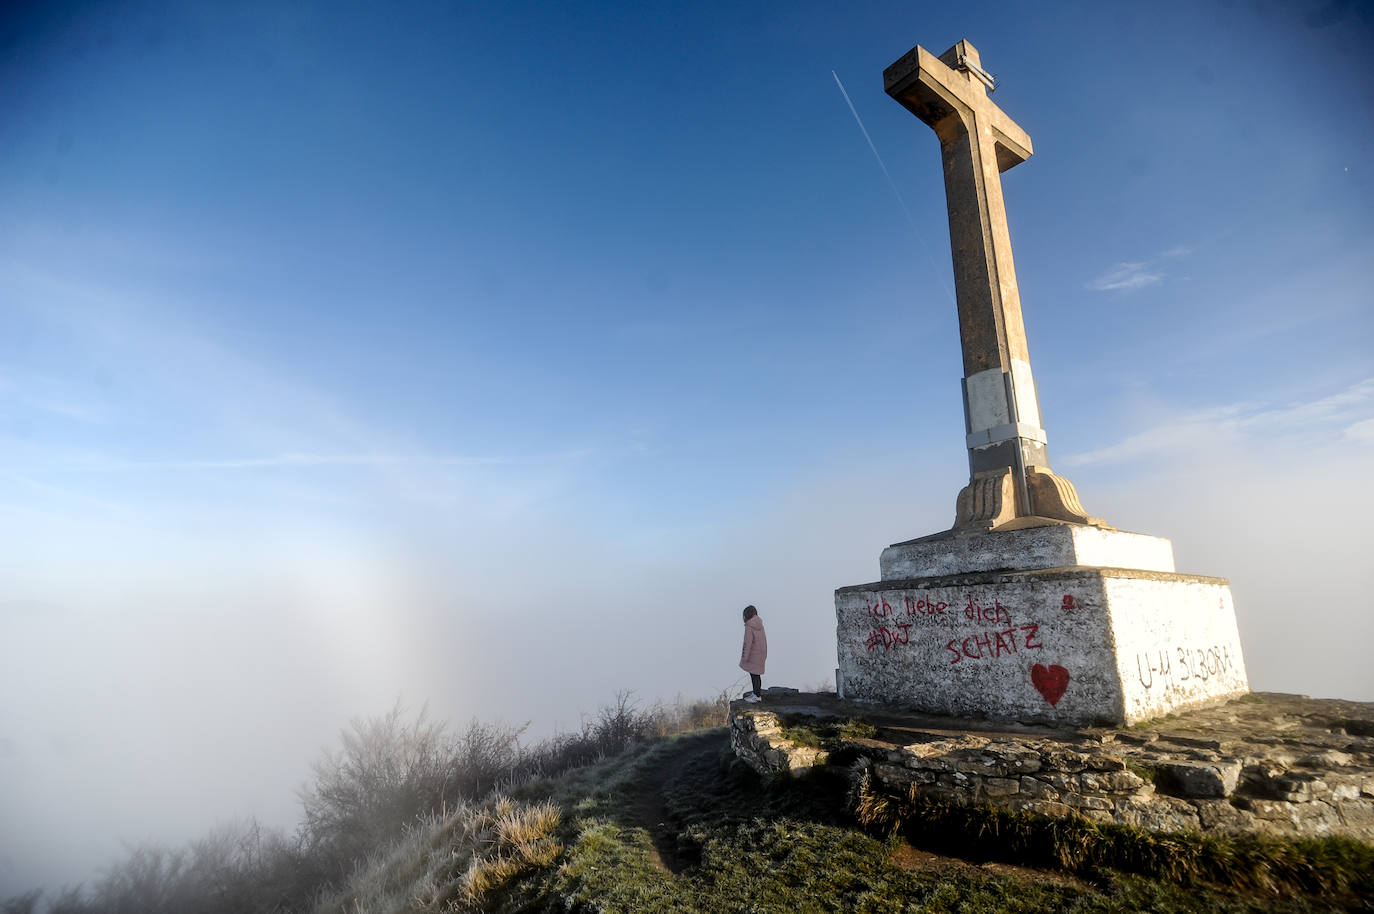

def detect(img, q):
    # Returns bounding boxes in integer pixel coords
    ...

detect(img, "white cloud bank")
[1062,377,1374,467]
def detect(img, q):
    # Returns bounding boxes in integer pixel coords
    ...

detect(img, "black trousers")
[750,673,762,695]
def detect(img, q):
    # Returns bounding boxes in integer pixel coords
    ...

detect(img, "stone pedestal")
[881,524,1176,578]
[835,526,1249,727]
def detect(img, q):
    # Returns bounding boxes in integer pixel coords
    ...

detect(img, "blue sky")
[2,0,1373,897]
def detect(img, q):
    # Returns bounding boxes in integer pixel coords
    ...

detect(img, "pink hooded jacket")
[739,614,767,676]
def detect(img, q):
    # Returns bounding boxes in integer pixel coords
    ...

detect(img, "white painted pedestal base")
[835,527,1249,727]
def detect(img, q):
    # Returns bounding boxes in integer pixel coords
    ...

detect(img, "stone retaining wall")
[728,693,1374,841]
[730,706,831,775]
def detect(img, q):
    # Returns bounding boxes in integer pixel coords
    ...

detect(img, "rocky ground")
[731,691,1374,840]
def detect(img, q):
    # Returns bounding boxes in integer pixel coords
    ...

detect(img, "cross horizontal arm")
[884,44,1033,172]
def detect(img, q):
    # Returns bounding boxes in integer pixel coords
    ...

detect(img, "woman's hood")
[746,615,764,631]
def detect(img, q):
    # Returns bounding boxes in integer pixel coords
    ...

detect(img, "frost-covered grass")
[311,796,562,914]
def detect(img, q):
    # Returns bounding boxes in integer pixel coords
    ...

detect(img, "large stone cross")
[885,40,1103,533]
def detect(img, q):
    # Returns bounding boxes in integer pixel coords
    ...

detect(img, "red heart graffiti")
[1031,663,1070,706]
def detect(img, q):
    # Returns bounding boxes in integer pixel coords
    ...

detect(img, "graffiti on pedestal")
[1136,643,1238,695]
[1031,663,1070,706]
[858,592,1043,665]
[854,590,1074,707]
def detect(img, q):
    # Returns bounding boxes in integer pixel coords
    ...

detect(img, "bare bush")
[298,701,459,882]
[36,821,305,914]
[645,688,733,736]
[588,690,653,755]
[2,890,42,914]
[182,820,307,913]
[41,887,90,914]
[35,688,731,914]
[446,719,527,798]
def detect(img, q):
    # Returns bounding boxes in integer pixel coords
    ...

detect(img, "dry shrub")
[38,688,722,914]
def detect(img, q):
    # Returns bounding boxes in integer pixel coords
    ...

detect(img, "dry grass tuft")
[312,795,563,914]
[457,798,562,907]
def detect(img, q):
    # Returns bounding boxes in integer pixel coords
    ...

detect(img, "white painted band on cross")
[963,360,1043,435]
[967,422,1047,448]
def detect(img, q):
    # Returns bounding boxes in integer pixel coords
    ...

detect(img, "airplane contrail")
[831,70,955,306]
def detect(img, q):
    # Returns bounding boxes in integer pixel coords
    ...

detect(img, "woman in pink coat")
[739,605,768,702]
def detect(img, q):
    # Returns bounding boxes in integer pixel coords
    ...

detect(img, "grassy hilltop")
[9,694,1372,914]
[321,730,1371,914]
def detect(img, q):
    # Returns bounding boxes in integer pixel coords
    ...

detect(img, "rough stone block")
[786,747,828,770]
[955,755,1005,776]
[1081,770,1147,794]
[985,742,1044,773]
[1195,800,1257,833]
[1281,775,1329,802]
[1076,771,1108,792]
[1300,749,1353,768]
[1297,802,1342,832]
[985,777,1020,797]
[1018,799,1073,817]
[1331,782,1360,802]
[904,755,950,773]
[1245,799,1303,824]
[1113,796,1201,832]
[1335,800,1374,828]
[1042,749,1091,773]
[1160,760,1242,798]
[873,762,907,782]
[1019,777,1058,800]
[1063,794,1112,811]
[1044,773,1077,792]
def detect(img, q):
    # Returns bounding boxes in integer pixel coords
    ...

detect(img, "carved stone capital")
[1025,466,1107,527]
[953,469,1017,533]
[953,466,1109,532]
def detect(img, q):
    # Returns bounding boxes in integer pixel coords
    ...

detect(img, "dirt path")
[619,731,727,874]
[887,842,1091,890]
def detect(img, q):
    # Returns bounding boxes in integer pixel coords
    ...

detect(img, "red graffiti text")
[905,594,949,616]
[965,596,1011,624]
[866,598,895,619]
[866,624,913,652]
[944,624,1042,664]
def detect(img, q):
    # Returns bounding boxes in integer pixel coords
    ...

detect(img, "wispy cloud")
[1085,245,1191,292]
[1085,261,1163,292]
[1343,417,1374,442]
[1062,378,1374,466]
[60,451,595,472]
[0,371,105,423]
[0,252,612,526]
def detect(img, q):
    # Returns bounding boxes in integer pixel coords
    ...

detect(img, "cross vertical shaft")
[884,40,1102,532]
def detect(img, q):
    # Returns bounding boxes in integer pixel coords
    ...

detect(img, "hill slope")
[318,728,1371,913]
